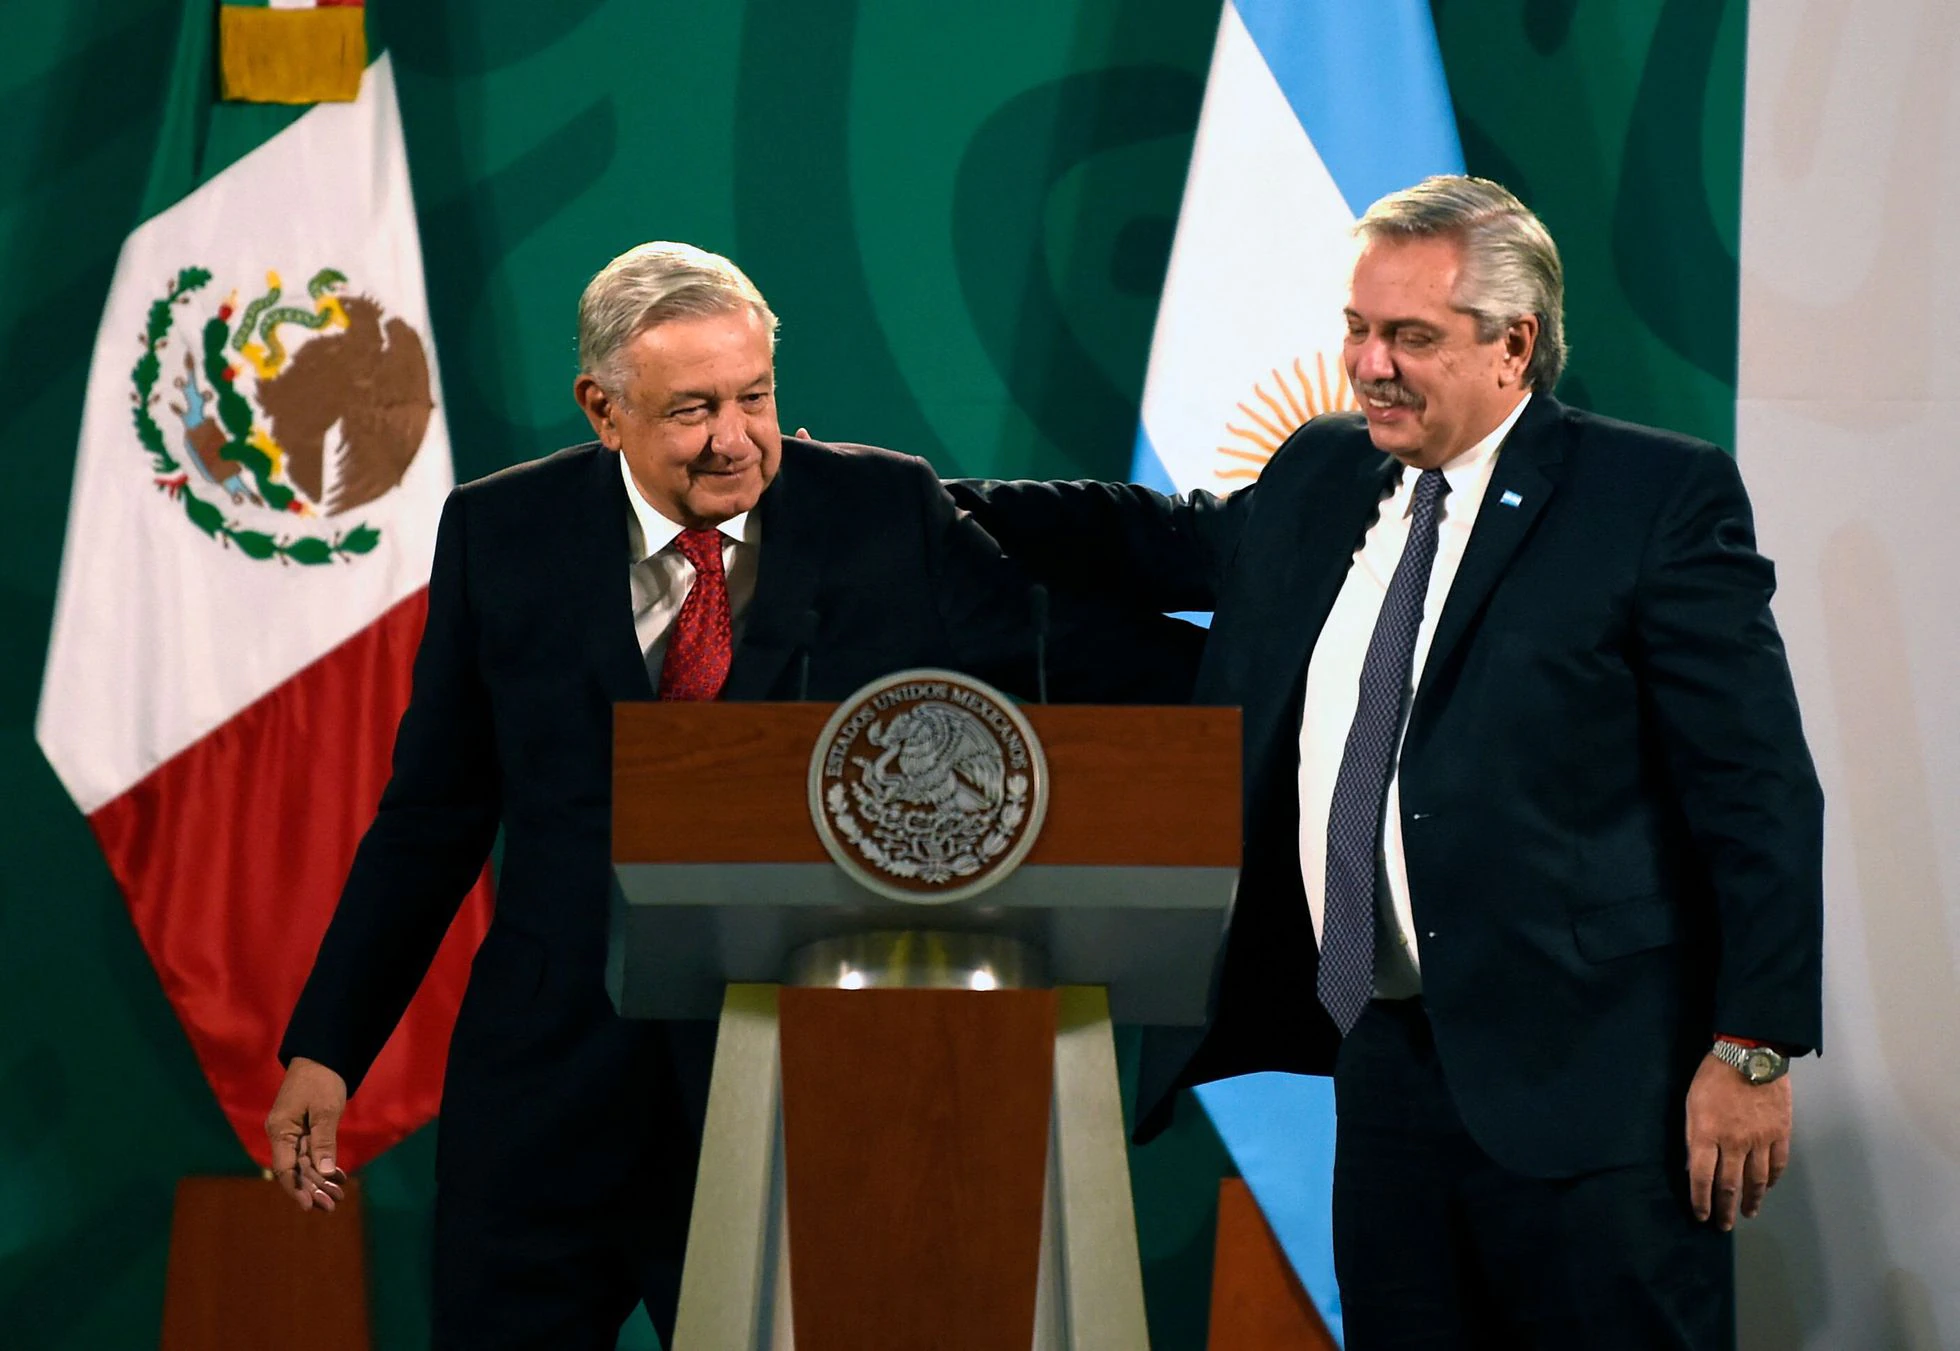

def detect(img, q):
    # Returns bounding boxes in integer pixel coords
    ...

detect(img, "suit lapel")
[1268,451,1401,684]
[721,441,822,701]
[1238,448,1398,766]
[578,447,657,703]
[1412,395,1566,714]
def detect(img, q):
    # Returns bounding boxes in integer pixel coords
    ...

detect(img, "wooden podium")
[611,700,1239,1350]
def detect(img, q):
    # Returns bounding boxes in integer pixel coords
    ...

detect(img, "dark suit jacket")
[951,396,1824,1177]
[280,437,1201,1206]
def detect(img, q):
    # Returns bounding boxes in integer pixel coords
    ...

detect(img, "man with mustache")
[952,176,1823,1348]
[262,242,1200,1349]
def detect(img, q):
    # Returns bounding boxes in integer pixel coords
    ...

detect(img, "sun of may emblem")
[131,265,435,565]
[1216,352,1358,487]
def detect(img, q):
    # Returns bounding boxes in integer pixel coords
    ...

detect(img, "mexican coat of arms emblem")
[809,670,1049,904]
[131,264,434,565]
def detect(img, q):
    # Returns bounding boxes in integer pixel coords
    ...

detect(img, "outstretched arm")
[915,464,1206,703]
[945,477,1244,614]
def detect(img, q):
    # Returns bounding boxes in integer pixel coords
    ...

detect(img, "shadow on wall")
[1734,1126,1839,1350]
[1877,1269,1944,1349]
[1740,1121,1950,1351]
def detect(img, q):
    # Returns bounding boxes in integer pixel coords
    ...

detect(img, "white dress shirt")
[1297,394,1531,995]
[619,451,761,673]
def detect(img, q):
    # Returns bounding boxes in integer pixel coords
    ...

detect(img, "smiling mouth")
[1358,387,1421,416]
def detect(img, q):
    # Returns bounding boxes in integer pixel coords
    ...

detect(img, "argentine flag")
[1133,0,1463,495]
[1144,2,1462,1343]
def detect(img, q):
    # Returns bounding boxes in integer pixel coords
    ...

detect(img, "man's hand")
[1685,1053,1792,1230]
[266,1057,350,1212]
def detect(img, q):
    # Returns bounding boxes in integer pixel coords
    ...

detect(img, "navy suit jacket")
[280,437,1202,1199]
[951,396,1824,1177]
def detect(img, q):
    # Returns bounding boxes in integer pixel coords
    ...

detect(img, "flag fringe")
[219,7,365,105]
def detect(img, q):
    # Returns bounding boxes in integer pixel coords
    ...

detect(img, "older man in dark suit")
[952,176,1823,1349]
[262,242,1199,1349]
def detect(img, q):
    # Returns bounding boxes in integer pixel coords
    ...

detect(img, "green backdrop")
[0,1,1744,1345]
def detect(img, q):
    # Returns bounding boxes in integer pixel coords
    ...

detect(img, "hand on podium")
[266,1056,350,1212]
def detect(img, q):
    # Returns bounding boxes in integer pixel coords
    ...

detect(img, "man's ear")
[1502,315,1539,387]
[573,374,620,448]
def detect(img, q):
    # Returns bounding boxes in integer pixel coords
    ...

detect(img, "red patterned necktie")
[657,528,732,701]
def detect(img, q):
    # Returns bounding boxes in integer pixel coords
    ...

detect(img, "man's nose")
[706,402,752,455]
[1351,336,1395,384]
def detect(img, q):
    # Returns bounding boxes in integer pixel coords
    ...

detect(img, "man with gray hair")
[952,175,1823,1347]
[264,241,1200,1348]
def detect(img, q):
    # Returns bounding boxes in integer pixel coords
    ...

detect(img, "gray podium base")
[671,984,1151,1351]
[610,863,1233,1025]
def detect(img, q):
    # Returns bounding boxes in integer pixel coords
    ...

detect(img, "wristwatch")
[1711,1038,1790,1085]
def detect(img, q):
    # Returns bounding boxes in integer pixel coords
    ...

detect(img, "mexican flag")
[35,14,489,1170]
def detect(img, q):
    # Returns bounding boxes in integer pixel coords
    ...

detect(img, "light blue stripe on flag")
[1129,424,1178,496]
[1232,0,1464,214]
[1195,1073,1342,1343]
[1130,426,1213,627]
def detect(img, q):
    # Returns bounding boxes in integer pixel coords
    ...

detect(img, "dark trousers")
[1331,999,1733,1351]
[429,1017,719,1350]
[431,1180,687,1350]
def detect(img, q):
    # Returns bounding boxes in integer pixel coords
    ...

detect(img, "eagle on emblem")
[863,704,1005,815]
[253,295,434,516]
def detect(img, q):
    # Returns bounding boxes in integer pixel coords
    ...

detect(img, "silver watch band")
[1711,1038,1790,1084]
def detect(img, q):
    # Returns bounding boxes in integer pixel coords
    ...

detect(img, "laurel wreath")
[826,774,1029,885]
[131,266,382,566]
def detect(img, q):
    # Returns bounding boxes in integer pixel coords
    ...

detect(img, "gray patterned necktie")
[1318,467,1449,1035]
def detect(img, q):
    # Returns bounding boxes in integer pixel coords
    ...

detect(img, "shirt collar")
[1396,392,1531,509]
[618,450,758,563]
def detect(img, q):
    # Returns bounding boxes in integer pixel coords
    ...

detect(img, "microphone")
[1029,584,1050,705]
[795,607,820,701]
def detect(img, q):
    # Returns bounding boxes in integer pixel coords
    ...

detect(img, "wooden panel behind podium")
[777,988,1057,1350]
[1207,1178,1338,1350]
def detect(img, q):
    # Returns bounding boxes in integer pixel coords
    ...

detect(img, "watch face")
[1745,1048,1781,1083]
